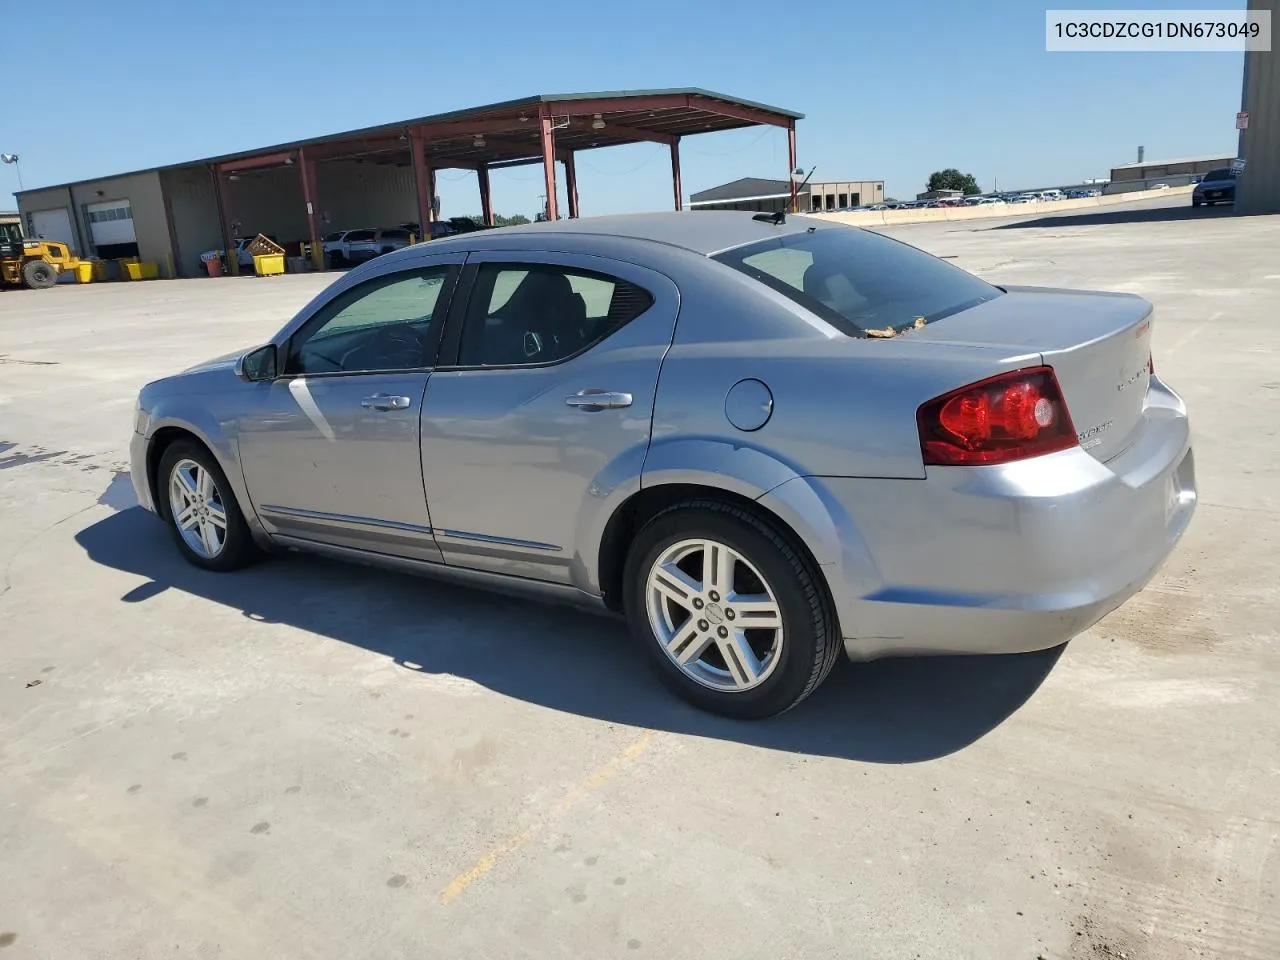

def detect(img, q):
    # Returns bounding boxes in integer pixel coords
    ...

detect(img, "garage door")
[87,200,136,246]
[28,208,77,253]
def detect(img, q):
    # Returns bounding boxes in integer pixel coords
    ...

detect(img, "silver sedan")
[130,212,1196,718]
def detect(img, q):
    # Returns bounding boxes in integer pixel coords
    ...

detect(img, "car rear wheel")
[158,440,258,572]
[623,500,840,719]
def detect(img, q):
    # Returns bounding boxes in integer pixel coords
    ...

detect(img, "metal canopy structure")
[208,88,802,271]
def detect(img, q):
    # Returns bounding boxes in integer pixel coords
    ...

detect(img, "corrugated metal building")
[1106,154,1236,192]
[14,89,804,278]
[1237,0,1279,215]
[689,177,884,213]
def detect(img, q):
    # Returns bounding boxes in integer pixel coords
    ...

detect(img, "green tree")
[927,169,982,196]
[460,213,532,227]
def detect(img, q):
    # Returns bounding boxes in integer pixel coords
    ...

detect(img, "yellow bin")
[121,261,158,281]
[254,253,285,277]
[75,262,95,283]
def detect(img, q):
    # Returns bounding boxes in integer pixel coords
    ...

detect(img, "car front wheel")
[623,500,840,719]
[158,440,259,572]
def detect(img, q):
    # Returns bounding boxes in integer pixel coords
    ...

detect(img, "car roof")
[421,211,829,258]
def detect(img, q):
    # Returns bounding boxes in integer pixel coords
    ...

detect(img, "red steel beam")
[787,124,798,213]
[564,152,579,218]
[409,132,435,226]
[539,94,690,119]
[478,163,494,226]
[541,94,794,130]
[568,118,675,146]
[540,116,559,221]
[298,147,324,270]
[686,94,795,129]
[410,117,538,140]
[209,165,236,276]
[218,151,297,174]
[670,137,683,211]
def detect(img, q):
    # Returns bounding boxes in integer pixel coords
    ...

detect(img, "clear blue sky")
[3,0,1246,217]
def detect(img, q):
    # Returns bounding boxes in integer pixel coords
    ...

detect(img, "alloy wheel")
[168,458,228,560]
[644,538,784,692]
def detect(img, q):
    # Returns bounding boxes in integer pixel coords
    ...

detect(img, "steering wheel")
[339,324,426,371]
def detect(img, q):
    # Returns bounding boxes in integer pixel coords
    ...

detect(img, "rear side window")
[457,263,654,367]
[713,227,1001,336]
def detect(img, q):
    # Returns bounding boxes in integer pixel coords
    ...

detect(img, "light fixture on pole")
[1,153,22,191]
[790,165,816,189]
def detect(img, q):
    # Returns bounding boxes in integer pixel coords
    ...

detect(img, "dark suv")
[1192,169,1236,207]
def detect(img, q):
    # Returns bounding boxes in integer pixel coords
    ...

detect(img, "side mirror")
[235,344,278,382]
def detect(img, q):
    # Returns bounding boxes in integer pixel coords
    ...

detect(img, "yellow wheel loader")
[0,222,80,289]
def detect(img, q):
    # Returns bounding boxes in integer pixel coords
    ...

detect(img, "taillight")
[917,366,1078,466]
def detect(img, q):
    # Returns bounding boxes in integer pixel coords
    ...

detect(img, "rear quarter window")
[713,226,1001,336]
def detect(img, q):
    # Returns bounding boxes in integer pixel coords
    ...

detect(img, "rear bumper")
[815,377,1196,660]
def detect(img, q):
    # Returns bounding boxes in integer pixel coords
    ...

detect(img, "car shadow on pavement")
[76,505,1064,764]
[994,203,1234,229]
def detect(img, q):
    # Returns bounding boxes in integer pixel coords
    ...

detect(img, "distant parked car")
[323,229,371,266]
[129,211,1195,718]
[347,228,414,261]
[1192,168,1236,207]
[977,197,1006,205]
[1150,183,1171,190]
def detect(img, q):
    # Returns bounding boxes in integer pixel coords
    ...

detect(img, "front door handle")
[361,394,412,411]
[565,390,633,410]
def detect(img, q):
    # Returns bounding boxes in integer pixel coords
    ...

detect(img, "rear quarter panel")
[649,260,1043,480]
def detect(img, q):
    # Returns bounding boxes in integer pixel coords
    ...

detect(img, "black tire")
[156,439,259,572]
[22,259,58,289]
[622,500,840,719]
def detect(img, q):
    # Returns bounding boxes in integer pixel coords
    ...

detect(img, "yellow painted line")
[439,728,655,905]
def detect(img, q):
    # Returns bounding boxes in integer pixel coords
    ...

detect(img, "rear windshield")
[713,227,1002,336]
[346,230,376,242]
[1204,169,1233,181]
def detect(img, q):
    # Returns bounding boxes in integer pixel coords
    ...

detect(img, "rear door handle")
[361,394,412,411]
[564,390,633,410]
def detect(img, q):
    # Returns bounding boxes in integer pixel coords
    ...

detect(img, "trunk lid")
[908,286,1153,462]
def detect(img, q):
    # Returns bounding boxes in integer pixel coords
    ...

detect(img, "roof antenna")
[752,166,816,225]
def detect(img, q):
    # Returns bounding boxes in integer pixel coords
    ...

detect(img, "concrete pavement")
[1,200,1277,960]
